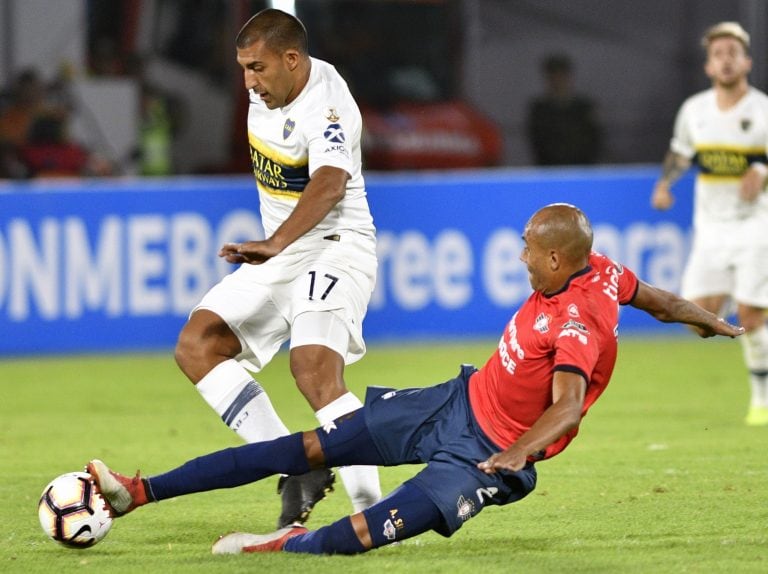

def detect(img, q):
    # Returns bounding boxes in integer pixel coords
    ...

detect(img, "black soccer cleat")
[276,468,335,529]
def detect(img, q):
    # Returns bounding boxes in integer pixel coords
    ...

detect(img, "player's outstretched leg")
[86,459,149,516]
[212,481,443,555]
[276,469,336,528]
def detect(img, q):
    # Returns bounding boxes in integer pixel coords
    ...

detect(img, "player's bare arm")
[478,371,586,474]
[630,280,744,338]
[651,150,691,210]
[740,162,768,202]
[219,165,349,265]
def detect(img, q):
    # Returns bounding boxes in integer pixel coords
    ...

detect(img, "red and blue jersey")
[468,252,639,460]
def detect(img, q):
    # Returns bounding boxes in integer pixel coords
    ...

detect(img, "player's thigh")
[681,243,734,302]
[733,244,768,310]
[408,460,537,537]
[194,264,290,372]
[286,246,375,365]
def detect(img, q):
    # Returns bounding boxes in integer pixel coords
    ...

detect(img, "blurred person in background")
[0,69,54,177]
[527,54,601,166]
[126,54,183,176]
[171,8,381,527]
[19,113,113,178]
[651,22,768,426]
[0,69,51,149]
[87,203,743,555]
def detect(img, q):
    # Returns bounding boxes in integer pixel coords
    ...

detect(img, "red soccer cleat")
[86,459,148,516]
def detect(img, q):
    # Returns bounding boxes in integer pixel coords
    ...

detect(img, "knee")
[174,325,201,374]
[290,347,346,409]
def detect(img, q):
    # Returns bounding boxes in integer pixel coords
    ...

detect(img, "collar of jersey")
[543,265,592,298]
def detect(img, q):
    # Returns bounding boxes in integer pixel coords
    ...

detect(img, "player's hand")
[477,447,527,474]
[693,317,745,339]
[651,181,674,210]
[739,165,766,202]
[218,240,281,265]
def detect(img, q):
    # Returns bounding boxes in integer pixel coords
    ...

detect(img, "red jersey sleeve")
[615,262,639,305]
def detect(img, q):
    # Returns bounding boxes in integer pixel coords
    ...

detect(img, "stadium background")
[2,0,760,356]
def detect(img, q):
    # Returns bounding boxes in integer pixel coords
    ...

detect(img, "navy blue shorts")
[363,365,537,536]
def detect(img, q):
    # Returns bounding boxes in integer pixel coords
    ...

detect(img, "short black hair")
[235,8,308,54]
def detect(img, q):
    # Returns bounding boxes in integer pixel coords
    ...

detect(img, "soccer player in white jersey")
[651,22,768,426]
[173,8,381,525]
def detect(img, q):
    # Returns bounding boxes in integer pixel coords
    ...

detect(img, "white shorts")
[194,235,377,373]
[681,224,768,308]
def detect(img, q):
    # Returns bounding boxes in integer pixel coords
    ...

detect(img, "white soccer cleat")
[212,525,308,554]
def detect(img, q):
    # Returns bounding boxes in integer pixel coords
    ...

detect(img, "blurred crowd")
[0,54,180,180]
[0,68,114,179]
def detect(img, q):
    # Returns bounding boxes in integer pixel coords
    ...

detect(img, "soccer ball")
[38,471,113,548]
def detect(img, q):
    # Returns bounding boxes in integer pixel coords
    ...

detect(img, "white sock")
[196,359,290,442]
[315,392,382,512]
[740,325,768,407]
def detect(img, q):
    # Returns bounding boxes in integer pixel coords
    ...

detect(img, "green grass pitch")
[1,337,766,573]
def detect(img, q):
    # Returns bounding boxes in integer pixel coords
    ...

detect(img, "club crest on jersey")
[326,107,340,122]
[741,118,751,131]
[568,303,579,317]
[456,495,475,522]
[534,312,551,333]
[283,118,295,140]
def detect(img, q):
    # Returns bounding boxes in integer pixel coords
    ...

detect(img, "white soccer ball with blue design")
[38,471,113,548]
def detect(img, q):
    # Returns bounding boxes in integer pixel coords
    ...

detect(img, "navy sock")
[147,433,310,501]
[282,480,443,555]
[283,516,365,555]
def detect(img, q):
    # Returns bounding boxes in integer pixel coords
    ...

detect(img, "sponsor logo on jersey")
[248,134,310,198]
[558,328,588,345]
[602,264,623,302]
[562,319,589,333]
[694,146,766,177]
[283,118,295,140]
[456,495,475,521]
[499,314,525,375]
[324,123,346,144]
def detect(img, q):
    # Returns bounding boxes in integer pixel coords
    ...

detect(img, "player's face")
[237,40,300,109]
[704,37,751,88]
[520,228,550,292]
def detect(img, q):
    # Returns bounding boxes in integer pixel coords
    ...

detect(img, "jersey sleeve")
[552,311,600,382]
[616,262,639,305]
[304,93,359,178]
[670,99,695,159]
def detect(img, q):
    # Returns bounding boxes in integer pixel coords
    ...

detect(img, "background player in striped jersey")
[88,204,743,555]
[651,21,768,426]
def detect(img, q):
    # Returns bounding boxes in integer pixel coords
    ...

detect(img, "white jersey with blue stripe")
[246,57,375,252]
[670,87,768,228]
